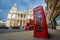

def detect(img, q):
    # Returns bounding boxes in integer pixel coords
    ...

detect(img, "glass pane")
[35,11,42,32]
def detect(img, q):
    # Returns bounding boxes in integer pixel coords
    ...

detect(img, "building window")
[24,15,25,18]
[21,14,23,18]
[30,11,32,13]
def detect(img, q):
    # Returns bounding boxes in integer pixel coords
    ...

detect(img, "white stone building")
[0,21,6,26]
[6,3,33,27]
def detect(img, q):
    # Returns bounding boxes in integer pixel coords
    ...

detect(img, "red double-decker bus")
[25,19,34,30]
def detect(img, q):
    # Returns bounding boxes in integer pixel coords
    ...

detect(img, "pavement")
[0,28,25,33]
[0,29,60,40]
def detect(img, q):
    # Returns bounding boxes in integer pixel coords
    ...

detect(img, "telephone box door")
[33,6,48,38]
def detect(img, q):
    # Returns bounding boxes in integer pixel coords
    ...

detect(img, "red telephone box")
[33,6,48,38]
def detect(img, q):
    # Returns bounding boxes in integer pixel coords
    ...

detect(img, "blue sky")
[0,0,46,22]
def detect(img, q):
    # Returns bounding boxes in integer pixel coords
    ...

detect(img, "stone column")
[19,20,20,26]
[11,20,13,26]
[24,20,25,26]
[20,20,22,26]
[22,20,23,26]
[25,20,26,26]
[15,20,17,26]
[23,14,24,18]
[16,14,18,18]
[13,20,14,26]
[20,14,21,18]
[18,20,20,26]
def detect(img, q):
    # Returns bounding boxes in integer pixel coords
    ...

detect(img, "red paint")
[25,19,34,30]
[33,6,48,39]
[25,25,30,30]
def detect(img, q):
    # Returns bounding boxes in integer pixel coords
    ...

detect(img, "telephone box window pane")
[35,11,42,32]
